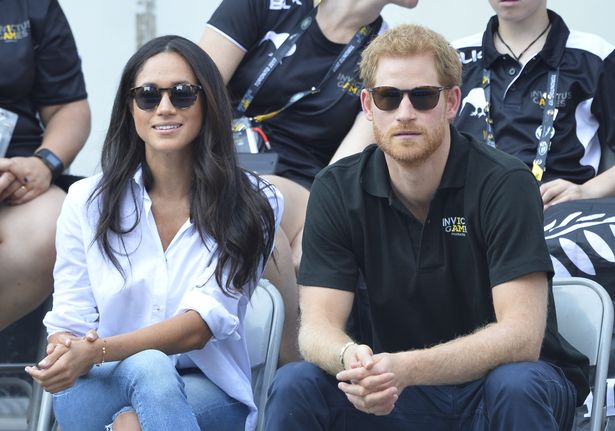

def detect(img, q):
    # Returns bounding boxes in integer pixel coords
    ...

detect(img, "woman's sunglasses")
[129,83,202,111]
[367,86,450,111]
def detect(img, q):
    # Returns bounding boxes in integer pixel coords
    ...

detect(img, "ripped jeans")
[52,349,249,431]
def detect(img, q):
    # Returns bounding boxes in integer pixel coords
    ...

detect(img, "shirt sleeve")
[207,0,272,52]
[480,168,554,287]
[298,173,358,291]
[43,182,99,337]
[30,0,87,106]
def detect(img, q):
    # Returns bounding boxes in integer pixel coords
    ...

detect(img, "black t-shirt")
[453,10,615,184]
[208,0,383,188]
[299,127,589,405]
[0,0,87,158]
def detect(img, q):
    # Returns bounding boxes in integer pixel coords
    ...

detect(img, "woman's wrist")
[89,337,107,367]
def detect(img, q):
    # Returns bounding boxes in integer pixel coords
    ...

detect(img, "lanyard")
[237,8,378,121]
[481,68,559,181]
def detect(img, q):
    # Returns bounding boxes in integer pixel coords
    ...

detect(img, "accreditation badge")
[0,108,18,158]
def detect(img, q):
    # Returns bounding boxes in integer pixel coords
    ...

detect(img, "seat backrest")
[245,279,284,431]
[552,277,614,431]
[553,277,612,365]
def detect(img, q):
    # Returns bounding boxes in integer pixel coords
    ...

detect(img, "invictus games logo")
[1,21,30,42]
[442,216,467,237]
[337,73,362,96]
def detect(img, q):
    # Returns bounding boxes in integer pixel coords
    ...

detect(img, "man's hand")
[336,350,406,416]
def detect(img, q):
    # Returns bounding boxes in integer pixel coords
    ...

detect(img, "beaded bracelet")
[96,339,107,367]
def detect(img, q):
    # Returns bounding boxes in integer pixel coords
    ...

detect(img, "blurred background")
[58,0,615,177]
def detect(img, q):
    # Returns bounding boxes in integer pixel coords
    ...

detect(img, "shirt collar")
[361,125,469,202]
[130,166,152,212]
[482,9,568,70]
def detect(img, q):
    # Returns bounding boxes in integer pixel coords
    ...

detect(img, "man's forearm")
[396,319,543,388]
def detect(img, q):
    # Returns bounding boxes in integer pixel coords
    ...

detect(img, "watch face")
[35,149,64,178]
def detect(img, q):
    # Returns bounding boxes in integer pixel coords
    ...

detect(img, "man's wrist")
[33,148,64,182]
[339,341,357,369]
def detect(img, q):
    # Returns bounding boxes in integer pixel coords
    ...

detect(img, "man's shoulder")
[460,131,532,178]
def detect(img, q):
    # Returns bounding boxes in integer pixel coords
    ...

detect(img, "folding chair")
[0,301,53,431]
[553,277,614,431]
[245,279,284,431]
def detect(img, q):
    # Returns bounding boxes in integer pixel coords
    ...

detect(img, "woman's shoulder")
[64,173,103,204]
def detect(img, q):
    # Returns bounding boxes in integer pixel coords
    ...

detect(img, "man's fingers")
[345,386,399,415]
[337,366,371,382]
[358,372,395,391]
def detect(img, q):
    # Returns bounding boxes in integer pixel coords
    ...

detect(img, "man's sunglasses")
[367,86,450,111]
[129,83,202,111]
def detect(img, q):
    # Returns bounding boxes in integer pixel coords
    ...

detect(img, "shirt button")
[508,67,517,76]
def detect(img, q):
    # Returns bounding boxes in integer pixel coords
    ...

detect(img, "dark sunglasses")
[129,83,202,110]
[367,86,450,111]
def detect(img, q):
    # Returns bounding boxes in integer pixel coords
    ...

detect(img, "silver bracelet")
[339,341,357,369]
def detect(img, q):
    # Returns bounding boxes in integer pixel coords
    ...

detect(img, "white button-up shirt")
[44,168,283,431]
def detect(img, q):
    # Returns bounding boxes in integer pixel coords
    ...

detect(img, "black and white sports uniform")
[453,10,615,184]
[208,0,385,188]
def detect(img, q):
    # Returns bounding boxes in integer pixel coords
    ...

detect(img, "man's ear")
[446,86,462,121]
[360,88,374,121]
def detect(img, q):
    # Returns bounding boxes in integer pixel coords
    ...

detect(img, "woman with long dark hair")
[26,35,280,431]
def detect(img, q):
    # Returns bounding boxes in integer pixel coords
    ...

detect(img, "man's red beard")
[373,120,446,166]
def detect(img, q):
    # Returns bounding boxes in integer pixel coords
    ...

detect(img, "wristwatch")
[34,148,64,182]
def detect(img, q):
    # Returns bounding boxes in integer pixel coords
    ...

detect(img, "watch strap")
[34,148,64,181]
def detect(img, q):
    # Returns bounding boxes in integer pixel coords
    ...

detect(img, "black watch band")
[34,149,64,181]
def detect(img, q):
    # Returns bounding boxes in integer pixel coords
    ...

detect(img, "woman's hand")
[26,330,100,393]
[0,156,53,204]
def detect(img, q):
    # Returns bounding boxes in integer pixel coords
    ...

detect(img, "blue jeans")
[52,349,249,431]
[265,361,576,431]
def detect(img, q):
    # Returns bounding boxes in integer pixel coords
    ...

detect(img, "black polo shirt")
[0,0,87,158]
[299,126,589,404]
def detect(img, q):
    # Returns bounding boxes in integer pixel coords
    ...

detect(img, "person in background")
[26,35,281,431]
[199,0,420,363]
[265,24,587,431]
[453,0,615,209]
[0,0,90,331]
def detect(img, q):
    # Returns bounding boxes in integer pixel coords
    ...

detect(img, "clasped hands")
[336,344,405,416]
[25,330,100,393]
[0,156,53,204]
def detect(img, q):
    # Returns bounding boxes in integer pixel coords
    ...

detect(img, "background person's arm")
[541,167,615,209]
[329,112,375,164]
[199,27,246,85]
